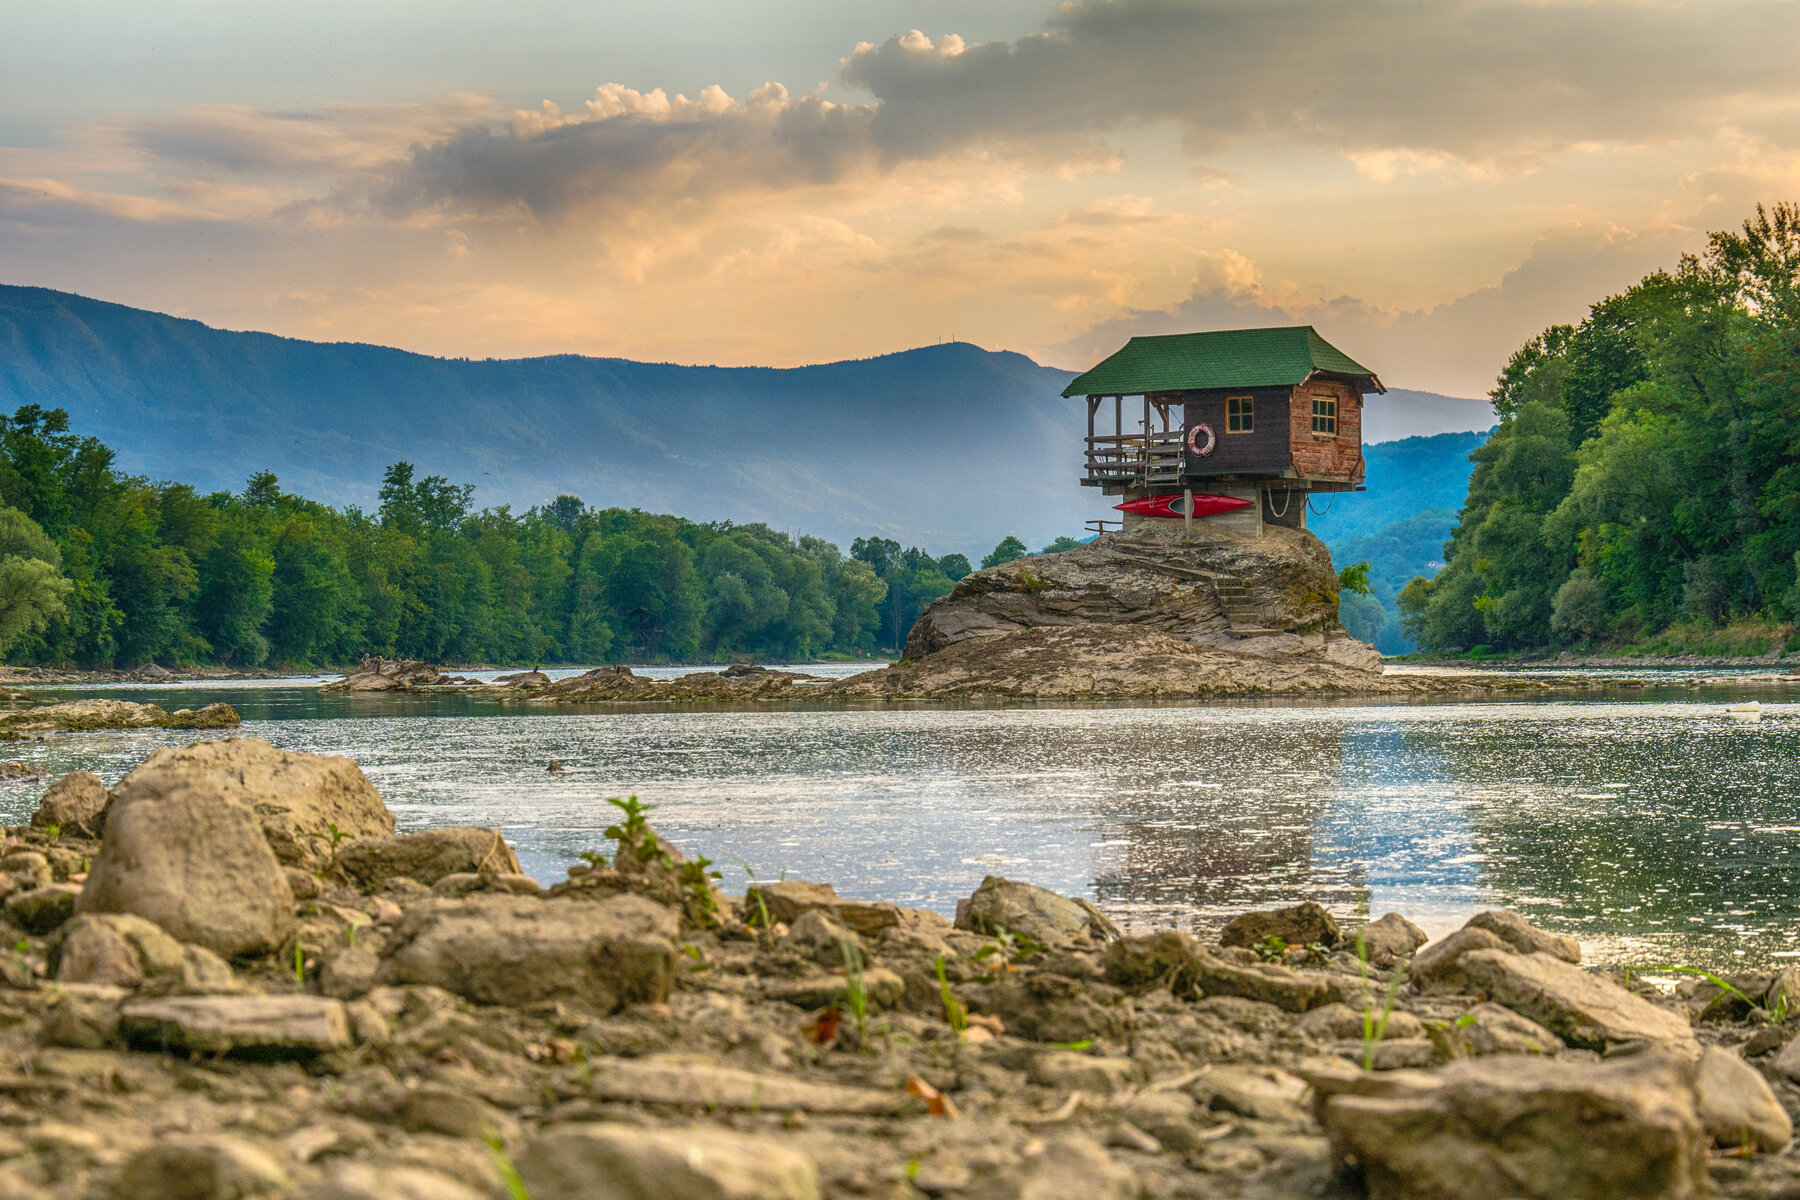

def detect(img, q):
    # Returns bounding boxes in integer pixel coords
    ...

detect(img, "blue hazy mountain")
[0,285,1487,561]
[1311,429,1492,652]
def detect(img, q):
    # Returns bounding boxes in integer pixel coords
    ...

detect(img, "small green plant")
[935,954,967,1037]
[972,924,1046,970]
[602,795,659,864]
[676,853,724,927]
[484,1129,532,1200]
[40,823,59,839]
[842,938,870,1043]
[1253,935,1289,963]
[1354,930,1409,1070]
[307,821,353,850]
[1047,1038,1094,1052]
[293,942,306,986]
[1652,965,1768,1019]
[12,940,26,955]
[342,916,367,946]
[576,850,608,868]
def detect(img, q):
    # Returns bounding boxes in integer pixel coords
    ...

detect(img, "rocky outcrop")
[818,523,1517,700]
[903,521,1352,661]
[524,663,824,702]
[0,699,239,731]
[321,657,471,692]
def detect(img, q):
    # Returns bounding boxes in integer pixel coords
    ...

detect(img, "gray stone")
[76,780,294,957]
[760,968,904,1010]
[1773,1035,1800,1084]
[1409,926,1511,990]
[114,1134,289,1200]
[39,984,129,1050]
[1101,929,1197,989]
[1293,1001,1426,1043]
[319,942,381,1000]
[338,826,522,887]
[1220,901,1340,950]
[30,771,107,838]
[744,880,901,938]
[955,875,1120,945]
[1695,1045,1791,1152]
[583,1059,908,1114]
[380,892,677,1009]
[1456,949,1695,1052]
[1465,910,1581,964]
[53,913,185,986]
[119,995,352,1058]
[1309,1049,1707,1200]
[1029,1051,1141,1095]
[1120,1090,1203,1152]
[4,882,80,934]
[1358,912,1428,967]
[1442,1002,1564,1058]
[779,908,863,967]
[516,1123,821,1200]
[430,870,542,896]
[1191,1065,1311,1123]
[111,736,392,869]
[1182,949,1334,1012]
[0,851,50,888]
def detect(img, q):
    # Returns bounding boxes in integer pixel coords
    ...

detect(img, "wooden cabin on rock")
[1064,326,1383,535]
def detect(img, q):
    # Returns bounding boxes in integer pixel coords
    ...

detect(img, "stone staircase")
[1209,576,1284,637]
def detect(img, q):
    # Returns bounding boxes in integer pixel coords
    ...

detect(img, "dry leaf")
[966,1013,1005,1036]
[802,1007,843,1045]
[906,1074,960,1119]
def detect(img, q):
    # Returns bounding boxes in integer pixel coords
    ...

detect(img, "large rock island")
[824,521,1446,700]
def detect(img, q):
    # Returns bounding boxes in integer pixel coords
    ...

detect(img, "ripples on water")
[6,673,1799,970]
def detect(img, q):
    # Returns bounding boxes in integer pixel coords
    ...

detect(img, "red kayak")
[1114,493,1253,519]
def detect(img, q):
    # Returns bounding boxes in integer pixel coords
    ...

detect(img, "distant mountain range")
[0,285,1491,559]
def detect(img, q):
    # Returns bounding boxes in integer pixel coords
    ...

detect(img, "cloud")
[1050,225,1690,396]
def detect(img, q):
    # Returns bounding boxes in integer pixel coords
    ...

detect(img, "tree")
[981,536,1028,568]
[0,506,71,659]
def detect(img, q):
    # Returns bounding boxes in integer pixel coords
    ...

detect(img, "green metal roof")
[1060,325,1383,397]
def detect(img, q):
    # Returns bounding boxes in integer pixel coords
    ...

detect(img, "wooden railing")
[1084,430,1184,487]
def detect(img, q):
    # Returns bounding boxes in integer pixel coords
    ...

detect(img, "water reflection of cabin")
[1063,326,1383,534]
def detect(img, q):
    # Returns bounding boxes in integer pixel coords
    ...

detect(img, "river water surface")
[7,670,1798,971]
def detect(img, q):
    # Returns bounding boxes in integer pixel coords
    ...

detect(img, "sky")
[4,0,1799,398]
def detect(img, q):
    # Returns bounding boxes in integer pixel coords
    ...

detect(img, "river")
[5,668,1797,972]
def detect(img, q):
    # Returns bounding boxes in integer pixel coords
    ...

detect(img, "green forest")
[0,407,1053,669]
[1400,203,1800,655]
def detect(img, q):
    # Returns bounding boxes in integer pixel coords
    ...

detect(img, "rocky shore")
[0,695,240,735]
[0,736,1794,1198]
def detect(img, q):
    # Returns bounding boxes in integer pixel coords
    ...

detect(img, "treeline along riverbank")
[1402,203,1800,656]
[0,405,1041,669]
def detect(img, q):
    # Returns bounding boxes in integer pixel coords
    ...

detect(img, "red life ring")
[1187,421,1216,457]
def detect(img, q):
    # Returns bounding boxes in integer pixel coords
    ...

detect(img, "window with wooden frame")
[1226,395,1253,433]
[1311,394,1338,436]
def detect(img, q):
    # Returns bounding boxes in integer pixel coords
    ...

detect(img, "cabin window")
[1311,395,1338,436]
[1226,395,1253,433]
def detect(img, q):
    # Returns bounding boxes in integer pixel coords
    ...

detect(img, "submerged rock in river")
[0,698,240,732]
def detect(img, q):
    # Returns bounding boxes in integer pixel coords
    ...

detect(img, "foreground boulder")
[1309,1050,1708,1200]
[30,771,108,837]
[108,737,393,869]
[1220,901,1341,950]
[337,826,521,887]
[955,875,1120,945]
[380,893,678,1009]
[76,780,295,956]
[1456,949,1696,1052]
